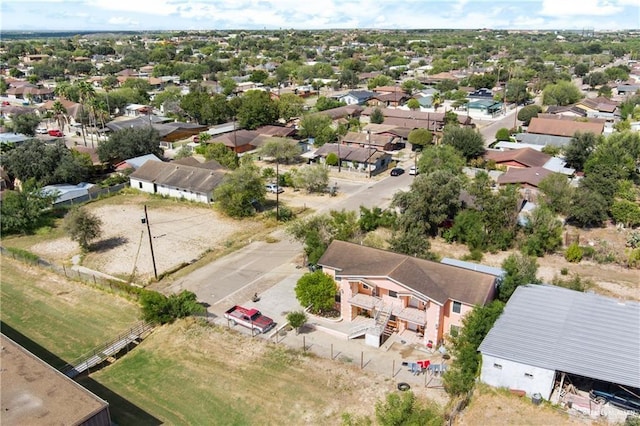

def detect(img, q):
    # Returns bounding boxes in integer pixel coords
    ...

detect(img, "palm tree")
[52,100,68,133]
[76,81,96,147]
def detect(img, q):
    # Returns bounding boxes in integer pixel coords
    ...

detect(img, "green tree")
[367,74,393,90]
[375,391,443,426]
[358,206,396,232]
[277,93,305,121]
[573,63,589,77]
[401,79,424,94]
[0,179,56,234]
[220,77,237,96]
[443,301,505,395]
[292,164,330,193]
[150,86,182,110]
[294,270,337,314]
[567,186,608,227]
[286,311,308,335]
[299,114,333,143]
[441,125,485,161]
[611,199,640,228]
[521,206,563,257]
[325,152,339,166]
[564,132,598,171]
[8,112,41,136]
[406,98,421,111]
[97,126,162,164]
[202,142,238,169]
[63,207,103,251]
[2,139,91,185]
[237,90,278,130]
[315,96,345,111]
[370,107,384,124]
[447,209,486,251]
[495,128,511,141]
[407,128,433,151]
[505,78,530,104]
[249,69,269,83]
[542,80,582,106]
[499,253,540,302]
[213,163,265,217]
[259,137,302,165]
[417,144,465,176]
[537,173,573,215]
[517,104,541,126]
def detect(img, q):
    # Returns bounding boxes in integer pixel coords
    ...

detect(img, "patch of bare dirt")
[27,196,256,282]
[456,385,592,426]
[429,223,639,301]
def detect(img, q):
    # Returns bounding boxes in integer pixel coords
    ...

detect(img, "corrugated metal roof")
[479,285,640,388]
[440,258,505,277]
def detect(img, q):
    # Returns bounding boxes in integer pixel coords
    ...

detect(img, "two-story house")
[317,241,498,348]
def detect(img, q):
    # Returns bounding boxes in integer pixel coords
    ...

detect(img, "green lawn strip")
[91,349,249,425]
[91,335,348,425]
[0,258,140,365]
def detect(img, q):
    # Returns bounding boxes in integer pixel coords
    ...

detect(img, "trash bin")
[532,393,542,405]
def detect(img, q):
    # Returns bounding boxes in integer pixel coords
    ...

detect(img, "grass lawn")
[91,319,394,425]
[0,257,140,367]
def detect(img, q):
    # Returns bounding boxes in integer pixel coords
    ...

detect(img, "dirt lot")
[429,224,639,301]
[29,194,259,282]
[456,385,592,426]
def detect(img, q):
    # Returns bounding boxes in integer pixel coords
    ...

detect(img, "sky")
[1,0,639,32]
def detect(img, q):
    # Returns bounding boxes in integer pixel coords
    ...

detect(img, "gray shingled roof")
[130,161,226,193]
[479,285,640,389]
[317,240,496,306]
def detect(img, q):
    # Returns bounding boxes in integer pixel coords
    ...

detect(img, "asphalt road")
[166,166,416,311]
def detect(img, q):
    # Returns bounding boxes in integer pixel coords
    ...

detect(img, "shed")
[479,285,640,400]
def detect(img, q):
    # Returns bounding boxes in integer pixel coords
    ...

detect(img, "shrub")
[560,267,569,275]
[564,243,583,263]
[552,274,593,292]
[325,152,339,166]
[140,290,205,324]
[495,128,511,141]
[286,311,307,334]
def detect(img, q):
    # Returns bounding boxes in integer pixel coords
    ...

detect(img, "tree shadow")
[91,236,128,253]
[1,321,162,426]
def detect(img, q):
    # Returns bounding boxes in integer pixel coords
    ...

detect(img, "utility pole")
[367,130,372,178]
[276,159,280,221]
[142,205,158,280]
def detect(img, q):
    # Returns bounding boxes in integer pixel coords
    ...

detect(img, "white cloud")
[540,0,624,16]
[107,16,139,26]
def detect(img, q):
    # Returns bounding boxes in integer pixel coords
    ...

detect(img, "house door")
[153,183,157,193]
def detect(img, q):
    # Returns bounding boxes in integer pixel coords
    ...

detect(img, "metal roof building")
[478,285,640,400]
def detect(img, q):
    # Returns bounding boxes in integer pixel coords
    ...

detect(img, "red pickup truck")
[224,305,275,334]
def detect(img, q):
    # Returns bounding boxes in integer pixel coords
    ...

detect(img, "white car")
[36,127,48,134]
[409,166,418,175]
[266,183,284,194]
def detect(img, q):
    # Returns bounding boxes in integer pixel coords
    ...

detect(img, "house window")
[493,363,502,369]
[452,301,462,314]
[525,373,534,379]
[450,325,460,337]
[138,182,143,189]
[362,284,369,290]
[388,290,397,298]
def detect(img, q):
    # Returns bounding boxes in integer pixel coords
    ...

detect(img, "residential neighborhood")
[1,24,639,426]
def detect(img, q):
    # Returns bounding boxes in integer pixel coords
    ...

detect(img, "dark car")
[590,389,640,413]
[390,167,404,176]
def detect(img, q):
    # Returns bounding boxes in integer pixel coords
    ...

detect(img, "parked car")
[266,183,284,194]
[48,129,63,137]
[1,101,10,106]
[409,166,418,175]
[224,305,275,334]
[390,167,404,176]
[590,389,640,413]
[36,127,48,134]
